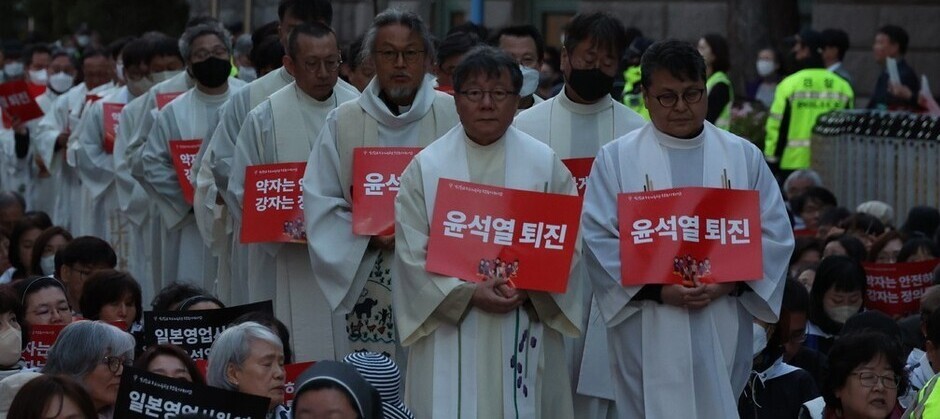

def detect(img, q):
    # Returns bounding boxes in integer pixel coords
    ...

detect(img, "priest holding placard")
[228,22,358,362]
[393,46,581,419]
[581,39,793,418]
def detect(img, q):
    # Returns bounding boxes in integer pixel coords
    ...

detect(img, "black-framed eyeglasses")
[850,371,900,389]
[653,88,705,107]
[191,46,229,62]
[458,88,515,103]
[102,355,131,374]
[375,49,425,64]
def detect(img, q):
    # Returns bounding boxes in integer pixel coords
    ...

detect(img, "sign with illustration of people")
[241,162,307,243]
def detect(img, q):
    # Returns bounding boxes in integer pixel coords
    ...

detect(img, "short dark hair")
[823,331,908,411]
[9,220,41,278]
[452,45,523,95]
[878,24,909,55]
[81,47,110,63]
[108,36,136,61]
[29,226,73,277]
[151,282,223,311]
[22,43,52,67]
[783,279,810,314]
[252,35,285,74]
[839,213,886,238]
[79,269,143,325]
[790,237,823,268]
[808,255,867,334]
[640,39,706,89]
[437,31,482,67]
[121,37,153,68]
[24,211,52,230]
[901,206,940,240]
[8,374,99,419]
[824,234,868,265]
[58,236,117,270]
[820,28,850,61]
[492,25,545,63]
[563,12,627,63]
[898,237,940,263]
[232,311,293,364]
[278,0,333,26]
[134,344,206,385]
[790,186,838,216]
[701,33,730,73]
[287,21,335,60]
[150,34,183,61]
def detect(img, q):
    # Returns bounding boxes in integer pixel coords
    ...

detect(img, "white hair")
[206,322,283,391]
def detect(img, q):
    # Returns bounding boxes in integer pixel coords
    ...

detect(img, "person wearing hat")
[293,360,382,419]
[342,352,414,419]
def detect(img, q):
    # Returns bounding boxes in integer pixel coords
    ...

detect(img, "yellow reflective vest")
[705,71,733,130]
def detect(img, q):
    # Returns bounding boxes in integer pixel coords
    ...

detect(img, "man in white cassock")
[138,24,246,291]
[514,12,646,418]
[202,0,355,306]
[228,23,358,362]
[303,9,458,362]
[393,46,580,419]
[33,50,114,230]
[581,39,794,418]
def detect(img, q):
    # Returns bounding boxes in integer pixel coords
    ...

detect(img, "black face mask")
[190,56,231,88]
[567,61,614,102]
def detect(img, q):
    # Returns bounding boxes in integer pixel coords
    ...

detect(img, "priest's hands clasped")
[662,282,736,309]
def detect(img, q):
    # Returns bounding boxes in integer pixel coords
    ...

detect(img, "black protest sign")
[143,300,273,359]
[114,366,270,419]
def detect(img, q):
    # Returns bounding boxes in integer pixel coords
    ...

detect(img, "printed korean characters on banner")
[617,187,763,286]
[562,158,594,197]
[351,147,421,236]
[168,139,202,205]
[426,179,582,293]
[102,103,124,154]
[114,367,270,419]
[143,301,273,359]
[155,92,184,110]
[0,79,44,123]
[864,260,940,317]
[194,360,315,404]
[23,321,128,369]
[240,162,306,244]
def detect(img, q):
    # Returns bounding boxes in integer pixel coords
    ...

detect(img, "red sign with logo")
[864,260,940,317]
[352,147,421,236]
[156,92,183,110]
[0,80,44,123]
[426,179,581,293]
[23,322,127,369]
[562,157,594,197]
[240,162,306,244]
[617,187,763,286]
[168,139,202,205]
[102,103,124,154]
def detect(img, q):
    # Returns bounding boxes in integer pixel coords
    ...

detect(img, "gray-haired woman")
[207,321,287,417]
[42,320,135,419]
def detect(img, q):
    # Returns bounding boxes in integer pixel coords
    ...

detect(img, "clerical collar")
[192,85,230,103]
[652,125,705,150]
[558,87,612,115]
[295,83,335,108]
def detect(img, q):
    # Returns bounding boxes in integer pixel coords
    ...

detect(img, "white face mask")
[825,304,861,324]
[752,322,768,357]
[40,254,56,276]
[48,71,75,94]
[29,69,48,84]
[237,65,257,82]
[4,62,24,78]
[126,77,155,97]
[0,327,22,367]
[519,65,539,98]
[115,61,125,83]
[756,59,776,77]
[76,35,91,47]
[150,69,182,84]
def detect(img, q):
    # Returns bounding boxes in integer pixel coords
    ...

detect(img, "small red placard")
[156,91,184,110]
[0,80,44,123]
[240,162,307,243]
[864,260,940,317]
[102,103,124,154]
[562,157,594,197]
[617,187,763,286]
[168,139,202,205]
[426,179,582,293]
[351,147,421,236]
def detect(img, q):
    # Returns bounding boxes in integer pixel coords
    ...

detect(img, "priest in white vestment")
[514,13,646,418]
[394,46,580,419]
[303,9,459,362]
[581,39,794,419]
[228,23,358,362]
[138,24,246,291]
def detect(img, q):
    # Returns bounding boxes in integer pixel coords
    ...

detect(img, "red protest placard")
[22,324,63,369]
[168,139,202,205]
[426,179,581,293]
[0,80,44,123]
[26,82,46,98]
[864,260,940,317]
[102,103,124,154]
[240,162,306,244]
[351,147,421,236]
[617,187,763,286]
[562,157,594,197]
[156,92,183,110]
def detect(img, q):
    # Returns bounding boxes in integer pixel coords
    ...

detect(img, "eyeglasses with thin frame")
[850,371,900,389]
[653,88,706,107]
[301,55,342,73]
[191,46,229,62]
[458,88,516,103]
[102,355,131,374]
[375,49,425,64]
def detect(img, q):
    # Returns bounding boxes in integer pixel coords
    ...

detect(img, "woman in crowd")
[42,321,135,418]
[790,237,823,278]
[806,256,867,355]
[823,235,868,265]
[869,231,904,264]
[206,322,286,417]
[292,360,382,419]
[79,270,142,332]
[900,206,939,239]
[232,311,293,364]
[134,344,204,384]
[746,47,782,108]
[28,226,72,277]
[8,220,41,280]
[151,282,224,311]
[0,285,22,380]
[13,276,73,342]
[7,374,99,419]
[898,238,940,263]
[697,33,733,129]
